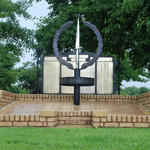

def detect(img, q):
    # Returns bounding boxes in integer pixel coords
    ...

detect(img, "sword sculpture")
[53,18,103,105]
[75,18,80,69]
[74,18,80,105]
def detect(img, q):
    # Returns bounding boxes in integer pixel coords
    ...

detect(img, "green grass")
[0,128,150,150]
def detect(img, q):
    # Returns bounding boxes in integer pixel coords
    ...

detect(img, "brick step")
[55,125,92,128]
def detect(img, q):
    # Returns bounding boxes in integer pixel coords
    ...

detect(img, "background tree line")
[121,86,150,95]
[0,0,150,94]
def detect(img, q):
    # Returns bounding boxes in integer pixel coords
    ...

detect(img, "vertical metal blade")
[75,18,80,49]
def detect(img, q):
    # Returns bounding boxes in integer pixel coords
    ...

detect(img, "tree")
[16,62,42,93]
[0,45,18,89]
[121,86,139,95]
[6,85,30,94]
[0,0,34,90]
[139,87,149,94]
[120,86,149,95]
[35,0,150,86]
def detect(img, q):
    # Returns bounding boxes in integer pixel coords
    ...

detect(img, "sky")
[16,0,49,30]
[12,0,49,67]
[12,0,150,88]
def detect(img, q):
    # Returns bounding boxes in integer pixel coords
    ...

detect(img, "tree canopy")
[35,0,150,84]
[1,0,150,93]
[0,0,33,90]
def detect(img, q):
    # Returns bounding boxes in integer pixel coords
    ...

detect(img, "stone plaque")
[43,55,114,94]
[43,57,60,93]
[97,57,113,94]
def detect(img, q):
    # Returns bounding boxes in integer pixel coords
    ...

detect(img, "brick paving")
[0,101,148,115]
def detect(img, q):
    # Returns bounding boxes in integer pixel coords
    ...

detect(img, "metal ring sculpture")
[53,21,103,70]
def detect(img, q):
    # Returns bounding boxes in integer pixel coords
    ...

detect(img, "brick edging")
[0,111,150,128]
[91,111,150,128]
[0,90,15,109]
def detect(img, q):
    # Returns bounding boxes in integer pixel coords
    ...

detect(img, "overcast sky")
[16,0,49,30]
[12,0,150,88]
[12,0,49,67]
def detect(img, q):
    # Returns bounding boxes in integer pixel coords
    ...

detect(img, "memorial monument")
[54,19,98,105]
[43,18,116,105]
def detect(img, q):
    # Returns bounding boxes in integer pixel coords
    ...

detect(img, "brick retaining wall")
[137,92,150,112]
[15,93,137,102]
[0,111,150,128]
[0,114,57,127]
[91,111,150,128]
[0,90,138,104]
[0,90,15,109]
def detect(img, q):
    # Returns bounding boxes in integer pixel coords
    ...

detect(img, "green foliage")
[121,86,150,95]
[6,85,29,94]
[139,86,149,94]
[16,62,42,93]
[0,0,33,50]
[0,128,150,150]
[0,45,18,89]
[0,0,34,90]
[114,51,149,87]
[35,0,150,83]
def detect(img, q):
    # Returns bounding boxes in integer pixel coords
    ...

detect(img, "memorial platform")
[0,90,150,128]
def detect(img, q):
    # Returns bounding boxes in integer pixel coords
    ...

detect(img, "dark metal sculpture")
[53,19,103,105]
[53,21,74,70]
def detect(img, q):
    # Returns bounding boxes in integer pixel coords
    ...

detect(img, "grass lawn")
[0,128,150,150]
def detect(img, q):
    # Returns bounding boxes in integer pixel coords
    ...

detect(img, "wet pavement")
[0,101,148,115]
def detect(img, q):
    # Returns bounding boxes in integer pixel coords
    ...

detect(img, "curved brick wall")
[0,90,15,109]
[137,92,150,112]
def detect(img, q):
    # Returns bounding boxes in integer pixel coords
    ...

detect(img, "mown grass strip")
[0,128,150,150]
